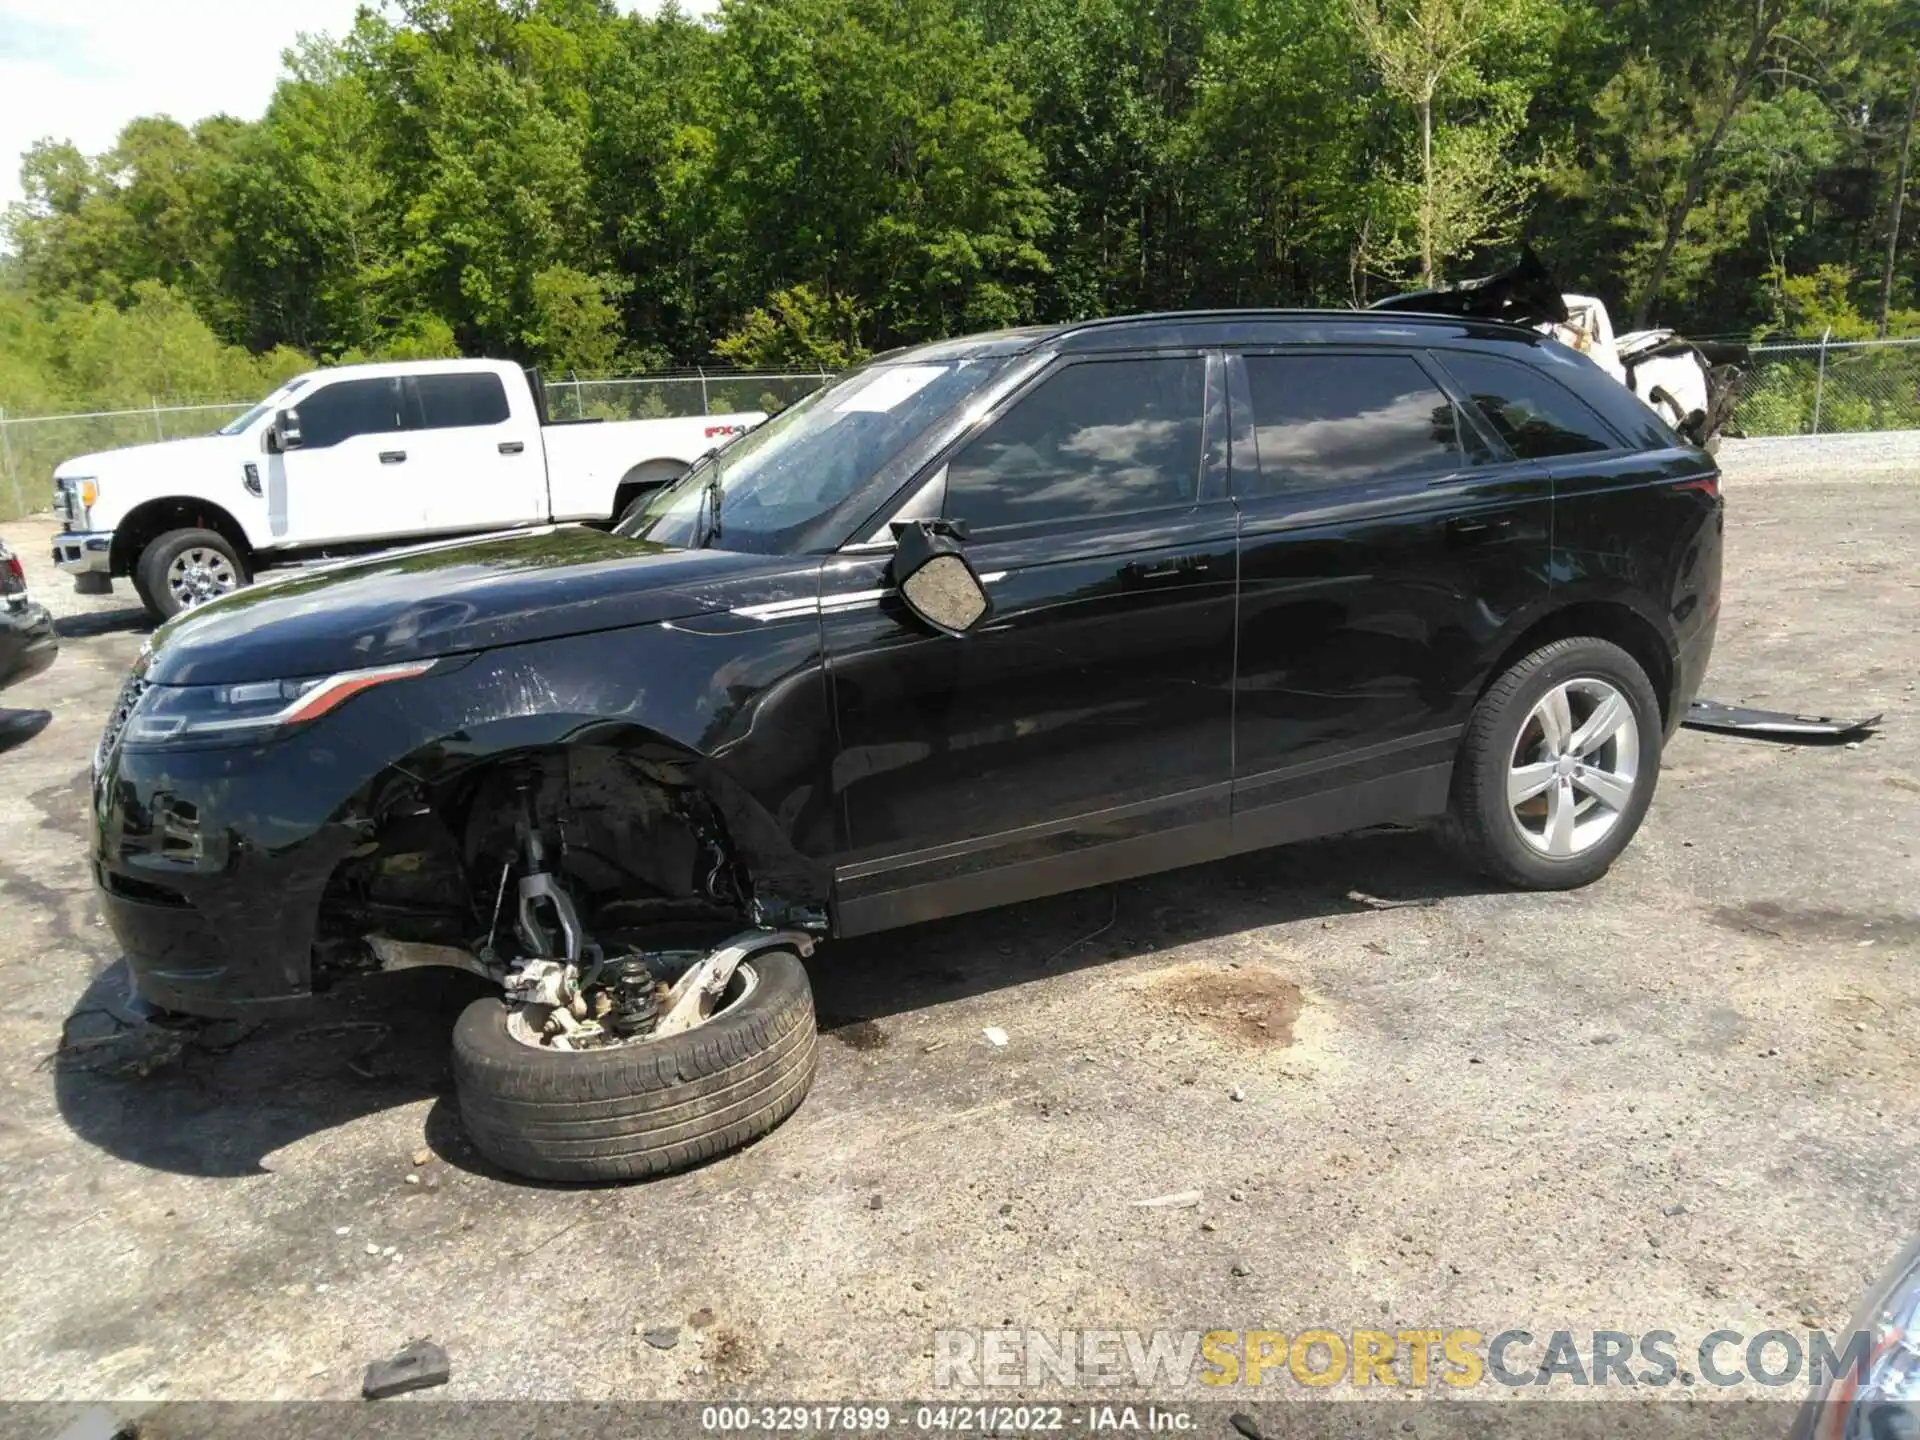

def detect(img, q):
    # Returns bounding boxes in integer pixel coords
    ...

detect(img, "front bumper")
[52,531,114,577]
[93,734,366,1017]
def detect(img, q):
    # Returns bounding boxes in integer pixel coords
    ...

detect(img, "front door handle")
[499,441,525,455]
[379,450,407,465]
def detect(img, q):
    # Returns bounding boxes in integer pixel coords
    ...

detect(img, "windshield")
[617,358,1007,553]
[216,376,311,436]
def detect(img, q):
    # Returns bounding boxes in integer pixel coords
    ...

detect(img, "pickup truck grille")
[97,670,151,767]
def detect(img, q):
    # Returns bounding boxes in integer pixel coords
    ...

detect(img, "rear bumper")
[0,600,57,688]
[52,531,114,578]
[1668,613,1717,741]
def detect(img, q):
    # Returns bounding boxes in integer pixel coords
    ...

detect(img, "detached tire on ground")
[1443,636,1663,890]
[137,527,250,622]
[452,947,818,1183]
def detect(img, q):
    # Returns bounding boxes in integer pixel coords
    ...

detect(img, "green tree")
[522,263,629,372]
[714,283,871,369]
[1349,0,1559,285]
[707,0,1052,344]
[216,33,400,354]
[1175,0,1371,306]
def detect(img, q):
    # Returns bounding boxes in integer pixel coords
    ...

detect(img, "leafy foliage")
[2,0,1917,419]
[715,284,871,371]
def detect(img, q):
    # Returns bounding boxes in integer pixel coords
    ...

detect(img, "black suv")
[92,311,1721,1181]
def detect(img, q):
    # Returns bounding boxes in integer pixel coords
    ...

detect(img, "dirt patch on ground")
[1712,899,1920,946]
[828,1019,889,1051]
[705,1326,755,1381]
[1138,961,1303,1047]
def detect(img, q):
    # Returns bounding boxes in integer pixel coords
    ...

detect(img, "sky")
[0,0,718,214]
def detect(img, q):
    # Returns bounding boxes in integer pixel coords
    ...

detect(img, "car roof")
[870,310,1546,366]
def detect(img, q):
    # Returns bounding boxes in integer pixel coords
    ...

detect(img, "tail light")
[3,552,23,586]
[1673,474,1719,499]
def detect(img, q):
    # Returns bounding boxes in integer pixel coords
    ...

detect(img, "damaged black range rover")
[93,311,1721,1181]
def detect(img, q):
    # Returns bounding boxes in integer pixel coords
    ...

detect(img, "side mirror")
[889,519,990,637]
[266,408,303,454]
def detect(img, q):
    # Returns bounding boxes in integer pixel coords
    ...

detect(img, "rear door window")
[294,378,405,449]
[407,373,512,430]
[1433,351,1623,459]
[944,356,1206,533]
[1239,352,1488,494]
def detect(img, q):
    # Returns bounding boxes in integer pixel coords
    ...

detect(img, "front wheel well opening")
[310,742,757,988]
[110,499,251,577]
[1483,602,1676,729]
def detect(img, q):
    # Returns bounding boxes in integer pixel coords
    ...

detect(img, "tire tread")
[453,950,817,1182]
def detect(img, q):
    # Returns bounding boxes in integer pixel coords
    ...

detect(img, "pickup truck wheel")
[1442,637,1661,890]
[451,946,818,1182]
[138,529,249,621]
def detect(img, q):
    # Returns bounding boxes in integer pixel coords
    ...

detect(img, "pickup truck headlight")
[54,476,96,527]
[123,661,434,745]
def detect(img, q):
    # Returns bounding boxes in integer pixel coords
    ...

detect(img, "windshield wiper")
[699,453,724,548]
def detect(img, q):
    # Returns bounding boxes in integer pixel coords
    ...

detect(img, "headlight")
[54,476,93,524]
[1797,1238,1920,1440]
[122,661,434,746]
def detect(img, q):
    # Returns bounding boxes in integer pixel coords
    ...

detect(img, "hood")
[56,433,242,480]
[145,526,805,685]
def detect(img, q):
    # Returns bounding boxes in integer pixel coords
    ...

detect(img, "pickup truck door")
[822,351,1238,935]
[269,376,418,547]
[397,371,546,534]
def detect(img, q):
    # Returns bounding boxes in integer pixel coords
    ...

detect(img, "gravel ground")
[0,441,1915,1424]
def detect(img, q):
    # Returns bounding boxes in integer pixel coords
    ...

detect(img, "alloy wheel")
[1507,677,1641,858]
[166,547,239,609]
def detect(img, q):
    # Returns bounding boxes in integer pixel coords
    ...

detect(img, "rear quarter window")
[1431,350,1624,460]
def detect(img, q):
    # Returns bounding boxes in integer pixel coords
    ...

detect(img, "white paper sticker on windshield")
[834,365,945,413]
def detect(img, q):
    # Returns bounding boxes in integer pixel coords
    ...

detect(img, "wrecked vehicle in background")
[1372,249,1746,448]
[91,309,1721,1183]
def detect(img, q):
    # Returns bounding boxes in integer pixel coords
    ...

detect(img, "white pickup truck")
[49,358,762,620]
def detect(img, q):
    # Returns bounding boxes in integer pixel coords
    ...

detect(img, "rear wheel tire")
[452,947,818,1183]
[1442,637,1662,890]
[137,528,249,622]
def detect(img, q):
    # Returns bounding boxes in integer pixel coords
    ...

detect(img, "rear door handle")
[1446,515,1513,541]
[1123,556,1211,584]
[379,450,407,464]
[499,441,525,455]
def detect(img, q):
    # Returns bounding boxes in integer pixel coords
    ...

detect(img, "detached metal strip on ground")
[1683,698,1883,741]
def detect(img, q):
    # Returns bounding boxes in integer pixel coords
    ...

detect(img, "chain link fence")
[1732,336,1920,438]
[0,370,835,523]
